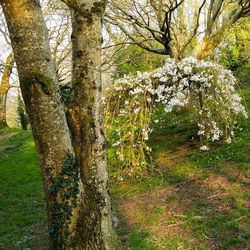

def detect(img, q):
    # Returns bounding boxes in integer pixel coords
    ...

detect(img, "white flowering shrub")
[104,57,248,179]
[104,74,154,179]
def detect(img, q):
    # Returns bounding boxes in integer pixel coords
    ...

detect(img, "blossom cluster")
[104,57,247,177]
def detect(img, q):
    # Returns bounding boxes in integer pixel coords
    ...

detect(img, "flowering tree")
[104,57,247,179]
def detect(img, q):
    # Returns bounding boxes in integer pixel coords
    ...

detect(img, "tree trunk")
[0,1,80,249]
[66,1,123,248]
[1,0,124,249]
[0,53,14,129]
[192,16,238,59]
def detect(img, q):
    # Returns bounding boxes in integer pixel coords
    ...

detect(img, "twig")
[158,180,194,193]
[225,216,246,224]
[207,193,230,199]
[120,188,139,198]
[165,221,186,228]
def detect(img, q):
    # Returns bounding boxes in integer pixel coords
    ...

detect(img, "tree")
[0,1,71,130]
[192,0,249,59]
[106,0,249,59]
[0,9,16,129]
[0,53,14,129]
[104,57,248,177]
[0,0,123,249]
[17,94,29,130]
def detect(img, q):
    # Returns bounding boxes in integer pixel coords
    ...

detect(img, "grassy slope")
[0,89,249,249]
[111,89,250,249]
[0,128,48,249]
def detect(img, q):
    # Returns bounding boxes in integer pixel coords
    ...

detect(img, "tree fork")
[1,0,125,248]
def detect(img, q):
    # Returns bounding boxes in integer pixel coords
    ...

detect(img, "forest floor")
[110,89,250,249]
[0,90,249,249]
[111,134,249,249]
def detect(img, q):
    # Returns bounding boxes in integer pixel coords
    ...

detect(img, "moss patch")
[72,79,81,87]
[23,67,53,95]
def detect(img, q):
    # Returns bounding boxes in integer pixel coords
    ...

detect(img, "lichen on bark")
[67,0,124,248]
[91,1,107,15]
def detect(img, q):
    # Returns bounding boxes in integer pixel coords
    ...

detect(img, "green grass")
[128,230,159,250]
[0,128,48,249]
[0,128,161,249]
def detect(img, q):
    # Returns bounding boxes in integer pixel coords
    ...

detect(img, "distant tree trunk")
[192,9,240,59]
[1,0,123,249]
[17,94,29,130]
[66,0,123,248]
[0,53,14,129]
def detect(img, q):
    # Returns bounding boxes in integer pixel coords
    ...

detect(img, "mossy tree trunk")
[65,0,123,248]
[0,53,14,129]
[1,0,80,249]
[1,0,124,249]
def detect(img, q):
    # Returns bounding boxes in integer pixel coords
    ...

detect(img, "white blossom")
[200,145,209,151]
[106,56,248,171]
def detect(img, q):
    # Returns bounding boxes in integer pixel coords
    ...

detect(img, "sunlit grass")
[0,129,48,249]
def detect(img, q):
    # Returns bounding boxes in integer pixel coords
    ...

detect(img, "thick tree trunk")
[191,33,217,59]
[0,1,81,249]
[2,0,124,249]
[66,1,123,248]
[0,53,14,129]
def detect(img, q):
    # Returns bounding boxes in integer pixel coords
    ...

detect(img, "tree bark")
[66,0,123,248]
[0,53,14,129]
[1,0,124,249]
[0,1,80,249]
